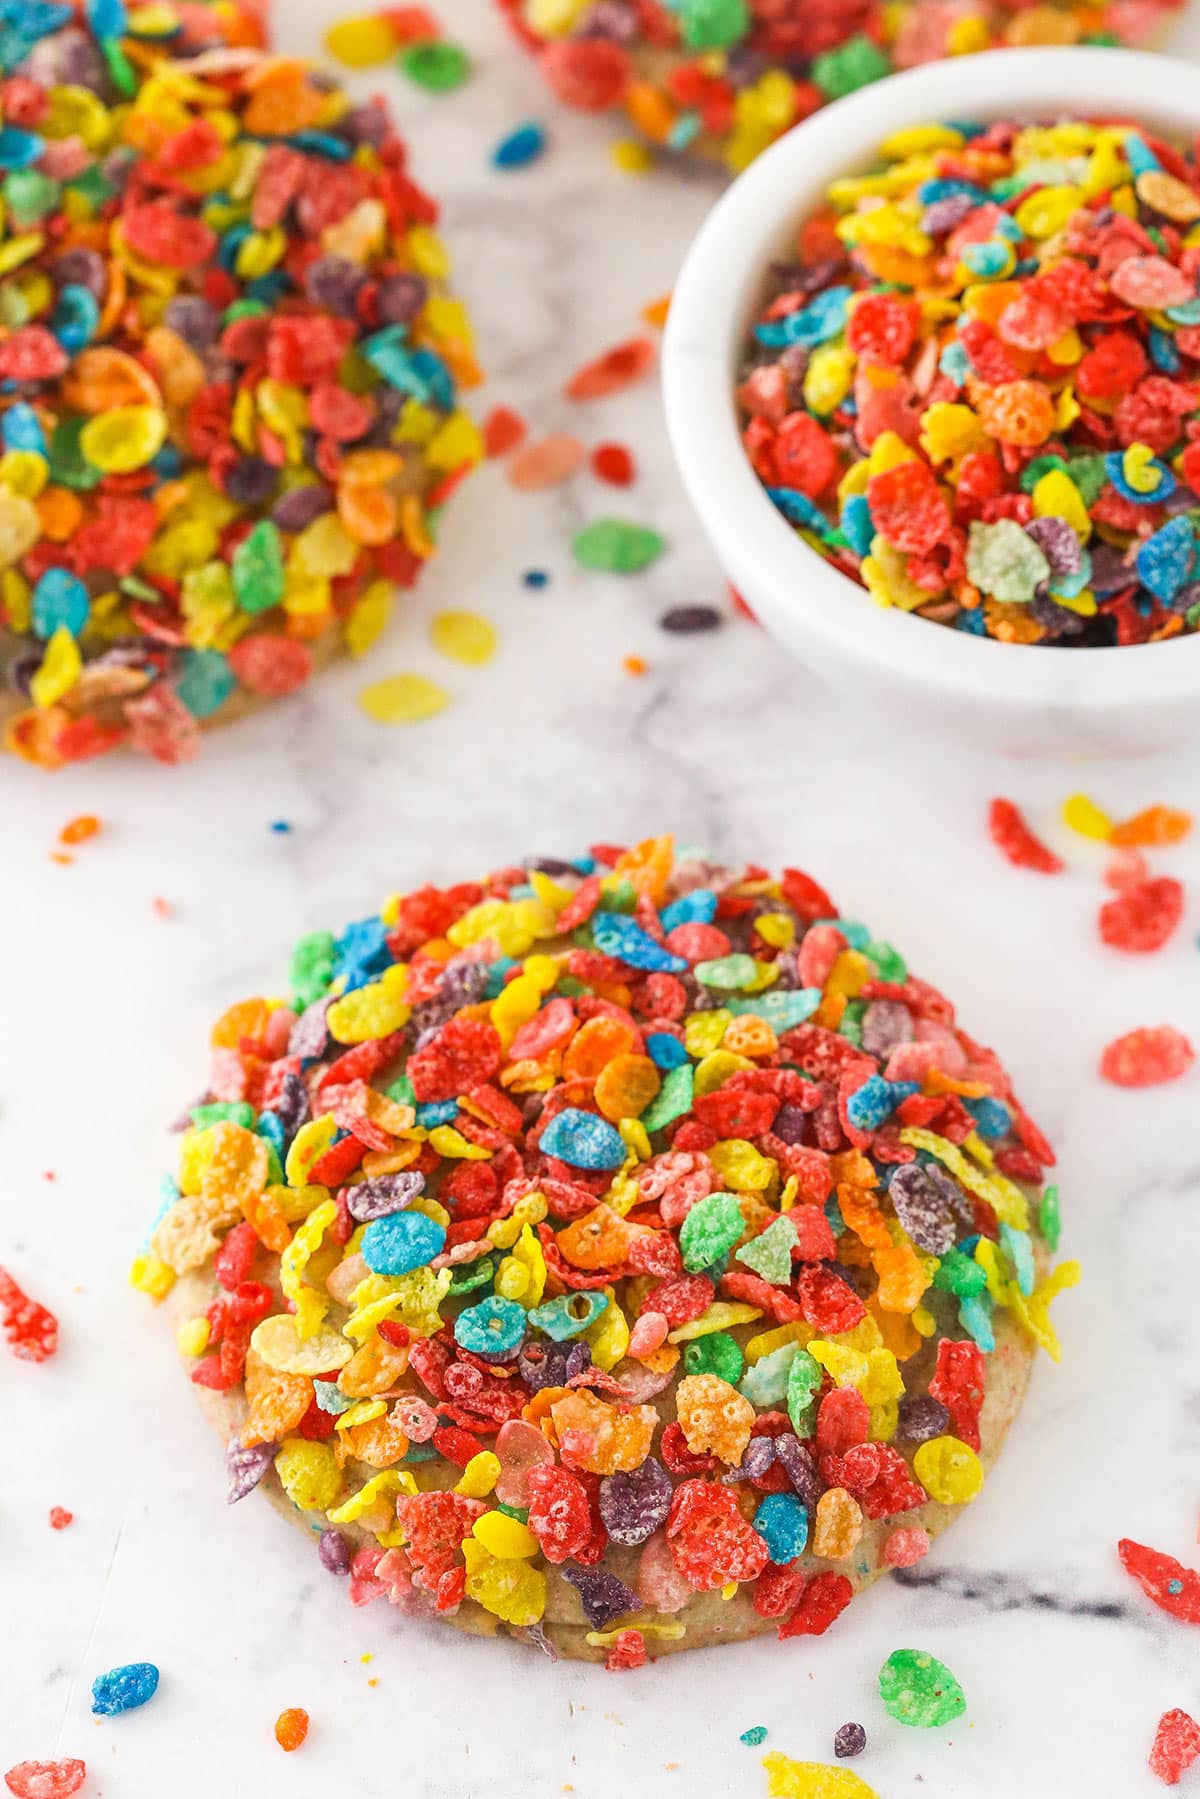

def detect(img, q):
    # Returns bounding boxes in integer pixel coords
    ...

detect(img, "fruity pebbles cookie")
[138,839,1077,1664]
[499,0,1182,174]
[0,0,481,770]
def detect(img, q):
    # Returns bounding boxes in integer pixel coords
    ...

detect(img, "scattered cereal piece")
[592,444,635,487]
[1111,806,1193,848]
[660,606,722,633]
[493,122,547,169]
[572,519,665,573]
[1062,794,1114,842]
[762,1750,879,1797]
[358,675,451,725]
[401,41,471,90]
[1120,1540,1200,1623]
[0,1267,58,1364]
[623,655,648,676]
[508,434,586,491]
[48,1508,73,1531]
[878,1649,965,1728]
[565,338,656,401]
[274,1708,310,1752]
[4,1762,86,1799]
[1099,879,1184,954]
[484,406,528,457]
[1149,1709,1200,1785]
[91,1663,159,1717]
[58,816,101,848]
[1101,1027,1195,1088]
[833,1723,866,1759]
[325,15,398,65]
[741,1726,769,1746]
[988,800,1063,875]
[431,612,498,667]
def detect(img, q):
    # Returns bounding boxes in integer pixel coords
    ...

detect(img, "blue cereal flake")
[999,1222,1036,1296]
[492,120,545,169]
[1105,449,1174,505]
[591,911,687,973]
[740,1726,769,1747]
[360,1209,446,1276]
[539,1106,626,1169]
[174,647,234,719]
[754,285,852,348]
[646,1031,688,1069]
[764,485,829,532]
[454,1294,527,1357]
[333,913,391,989]
[1137,516,1197,602]
[660,887,717,932]
[964,1095,1012,1139]
[32,566,89,638]
[313,1378,354,1415]
[91,1661,160,1715]
[959,1290,995,1352]
[725,988,822,1027]
[754,1491,808,1563]
[845,1073,919,1132]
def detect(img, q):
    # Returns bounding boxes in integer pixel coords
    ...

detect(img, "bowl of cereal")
[663,47,1200,754]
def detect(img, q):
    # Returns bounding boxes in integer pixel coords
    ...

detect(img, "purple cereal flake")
[1025,514,1083,577]
[346,1171,426,1222]
[376,273,428,325]
[659,604,722,634]
[897,1394,951,1443]
[834,1721,867,1759]
[272,1069,310,1141]
[289,997,331,1060]
[519,1338,592,1392]
[886,1162,957,1255]
[560,1562,639,1630]
[318,1528,352,1575]
[271,482,335,533]
[226,1439,274,1504]
[723,1434,775,1485]
[223,456,277,508]
[861,998,913,1058]
[772,1433,821,1508]
[163,294,220,350]
[303,255,367,315]
[772,1103,809,1145]
[599,1457,672,1546]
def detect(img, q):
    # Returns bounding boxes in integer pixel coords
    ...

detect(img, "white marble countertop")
[6,4,1200,1794]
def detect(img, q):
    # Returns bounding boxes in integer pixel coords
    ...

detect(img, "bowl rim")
[662,45,1200,714]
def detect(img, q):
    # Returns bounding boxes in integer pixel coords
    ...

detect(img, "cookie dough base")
[164,1269,1037,1663]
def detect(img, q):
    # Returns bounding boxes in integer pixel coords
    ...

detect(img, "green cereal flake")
[571,518,665,574]
[878,1649,966,1728]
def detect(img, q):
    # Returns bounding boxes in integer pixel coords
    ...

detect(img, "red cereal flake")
[483,404,527,457]
[1119,1539,1200,1623]
[988,799,1063,874]
[0,1267,58,1363]
[48,1508,73,1531]
[1101,1026,1195,1088]
[565,337,656,401]
[3,1761,87,1799]
[1098,878,1184,954]
[604,1628,648,1670]
[591,443,636,486]
[1150,1709,1200,1785]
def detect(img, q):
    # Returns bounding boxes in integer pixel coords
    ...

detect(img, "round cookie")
[499,0,1183,174]
[0,2,482,770]
[139,839,1077,1663]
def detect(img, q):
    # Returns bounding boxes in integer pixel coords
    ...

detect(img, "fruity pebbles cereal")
[739,117,1200,646]
[498,1,1182,174]
[0,0,481,771]
[138,837,1077,1662]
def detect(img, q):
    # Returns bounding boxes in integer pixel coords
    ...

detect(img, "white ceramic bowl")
[663,47,1200,757]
